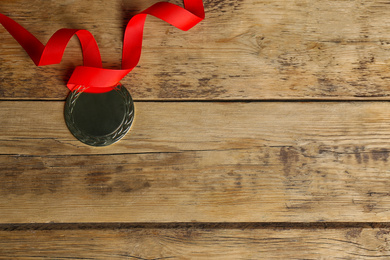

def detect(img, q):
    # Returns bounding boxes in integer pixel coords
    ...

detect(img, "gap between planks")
[1,222,390,231]
[2,99,390,102]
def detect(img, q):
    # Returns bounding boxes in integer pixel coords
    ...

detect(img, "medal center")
[72,90,126,136]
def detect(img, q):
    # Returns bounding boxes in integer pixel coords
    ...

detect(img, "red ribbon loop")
[0,0,204,93]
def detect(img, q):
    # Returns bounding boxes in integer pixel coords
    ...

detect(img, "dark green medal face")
[64,84,134,146]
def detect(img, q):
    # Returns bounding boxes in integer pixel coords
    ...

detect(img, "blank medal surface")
[73,90,126,136]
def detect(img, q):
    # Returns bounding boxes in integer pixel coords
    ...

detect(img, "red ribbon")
[0,0,204,93]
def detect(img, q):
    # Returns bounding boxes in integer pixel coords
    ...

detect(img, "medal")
[64,84,134,146]
[0,0,205,146]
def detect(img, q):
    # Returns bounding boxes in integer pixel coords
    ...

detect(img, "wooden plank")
[0,227,390,259]
[2,0,390,100]
[2,101,390,223]
[2,148,390,223]
[2,101,390,155]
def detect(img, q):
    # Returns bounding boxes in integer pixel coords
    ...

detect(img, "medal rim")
[64,84,134,147]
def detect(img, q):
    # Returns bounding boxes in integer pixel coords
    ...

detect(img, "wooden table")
[1,0,390,258]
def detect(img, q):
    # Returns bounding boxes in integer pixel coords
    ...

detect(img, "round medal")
[64,84,134,146]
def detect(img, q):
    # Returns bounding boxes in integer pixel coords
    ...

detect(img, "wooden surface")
[3,0,390,100]
[2,0,390,258]
[1,224,390,259]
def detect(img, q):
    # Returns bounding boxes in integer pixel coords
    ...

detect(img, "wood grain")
[1,227,390,259]
[2,0,390,257]
[2,101,390,155]
[2,0,390,100]
[2,101,390,223]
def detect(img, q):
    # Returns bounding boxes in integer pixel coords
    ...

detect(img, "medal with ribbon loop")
[0,0,205,146]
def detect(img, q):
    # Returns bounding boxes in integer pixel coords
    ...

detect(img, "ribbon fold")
[0,0,205,93]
